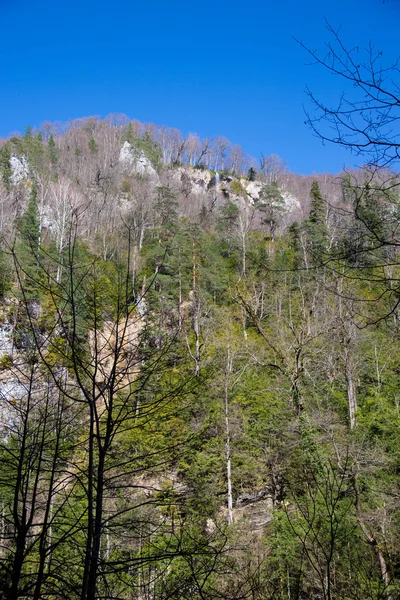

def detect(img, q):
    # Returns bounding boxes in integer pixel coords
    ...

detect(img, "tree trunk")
[353,473,391,600]
[224,342,233,526]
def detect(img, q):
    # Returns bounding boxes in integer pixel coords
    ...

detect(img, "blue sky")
[0,0,399,174]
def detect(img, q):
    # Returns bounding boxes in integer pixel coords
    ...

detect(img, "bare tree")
[259,153,287,186]
[297,22,400,170]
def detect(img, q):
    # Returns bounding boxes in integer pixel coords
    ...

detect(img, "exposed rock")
[233,488,274,529]
[10,154,29,185]
[282,190,301,212]
[88,314,145,391]
[0,321,14,355]
[169,165,212,197]
[233,497,274,529]
[119,141,159,180]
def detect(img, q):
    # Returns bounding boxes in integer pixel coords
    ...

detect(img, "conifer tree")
[88,137,98,154]
[17,178,41,300]
[154,185,178,239]
[247,166,256,181]
[288,221,302,269]
[256,181,285,240]
[309,180,326,226]
[1,143,12,191]
[20,179,40,250]
[307,180,328,253]
[24,125,44,170]
[47,134,57,166]
[124,122,134,144]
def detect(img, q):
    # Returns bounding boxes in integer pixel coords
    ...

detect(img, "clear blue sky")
[0,0,399,174]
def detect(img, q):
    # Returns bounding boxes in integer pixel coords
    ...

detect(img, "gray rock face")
[234,488,274,529]
[10,154,29,185]
[0,321,14,355]
[119,142,158,180]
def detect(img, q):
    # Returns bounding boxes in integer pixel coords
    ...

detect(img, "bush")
[230,179,247,198]
[0,352,13,370]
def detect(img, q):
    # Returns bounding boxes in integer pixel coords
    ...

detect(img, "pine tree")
[124,122,134,144]
[247,167,256,181]
[216,200,240,234]
[24,125,44,170]
[88,137,98,154]
[47,134,57,166]
[154,185,178,237]
[307,180,328,252]
[288,221,302,269]
[20,179,40,250]
[17,179,41,300]
[309,180,326,226]
[256,181,285,240]
[1,143,12,191]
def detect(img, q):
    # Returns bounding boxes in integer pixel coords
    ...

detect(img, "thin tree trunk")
[344,345,357,430]
[224,342,233,526]
[353,473,391,600]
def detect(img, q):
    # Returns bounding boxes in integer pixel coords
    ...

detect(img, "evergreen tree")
[307,180,328,252]
[247,166,256,181]
[216,200,240,257]
[88,137,98,154]
[309,180,326,225]
[1,143,12,191]
[47,134,57,165]
[124,122,134,144]
[287,221,302,269]
[256,181,285,240]
[17,178,41,300]
[154,185,178,238]
[216,200,240,234]
[20,179,40,250]
[24,125,44,170]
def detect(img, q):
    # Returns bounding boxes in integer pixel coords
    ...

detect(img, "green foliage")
[0,352,13,370]
[309,180,325,225]
[120,179,132,195]
[216,200,239,233]
[306,180,329,254]
[247,166,256,181]
[1,143,12,190]
[287,221,302,268]
[23,125,45,171]
[256,182,285,238]
[16,179,42,302]
[2,120,400,598]
[153,185,178,241]
[230,179,247,197]
[125,130,163,167]
[88,136,98,154]
[19,179,40,251]
[47,134,57,165]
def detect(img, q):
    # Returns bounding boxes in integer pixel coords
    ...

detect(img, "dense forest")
[0,115,399,600]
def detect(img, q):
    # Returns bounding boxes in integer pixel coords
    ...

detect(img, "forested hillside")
[0,116,399,599]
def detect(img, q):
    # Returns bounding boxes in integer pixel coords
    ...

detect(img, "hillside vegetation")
[0,116,399,600]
